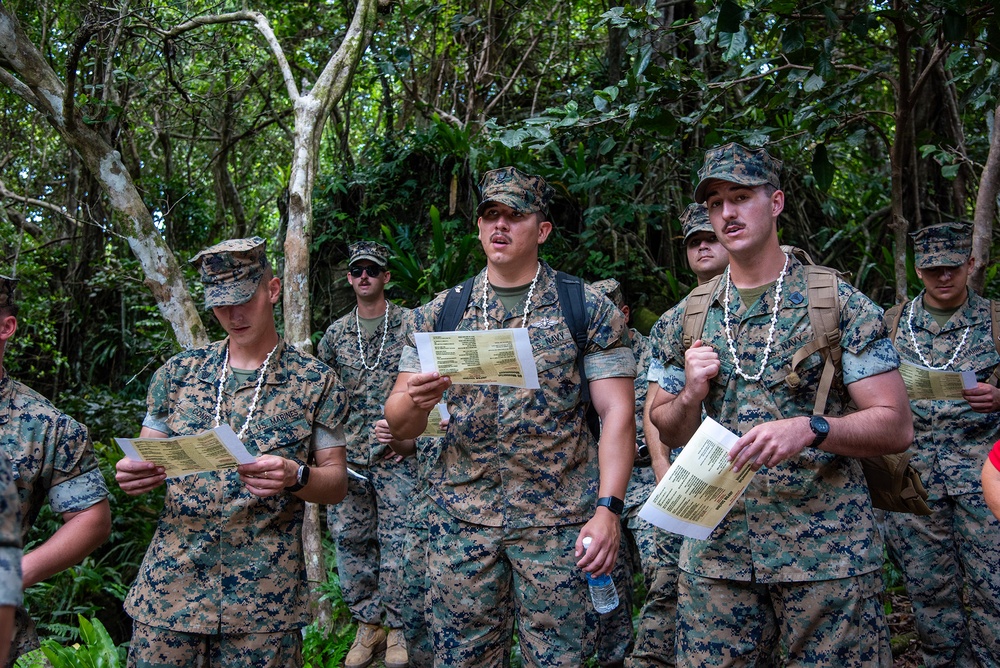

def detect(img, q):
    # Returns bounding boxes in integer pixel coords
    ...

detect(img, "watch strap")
[596,495,625,516]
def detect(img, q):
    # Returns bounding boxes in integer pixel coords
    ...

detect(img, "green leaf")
[598,137,617,155]
[781,24,804,53]
[803,74,825,92]
[722,27,748,62]
[717,0,743,34]
[941,164,960,179]
[812,144,835,192]
[942,10,967,42]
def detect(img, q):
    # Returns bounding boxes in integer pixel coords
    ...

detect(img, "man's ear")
[537,220,553,244]
[0,315,16,343]
[267,276,281,305]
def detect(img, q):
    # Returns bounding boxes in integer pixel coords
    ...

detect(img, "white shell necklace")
[722,253,790,382]
[356,300,390,370]
[481,263,541,330]
[213,341,279,440]
[906,291,970,370]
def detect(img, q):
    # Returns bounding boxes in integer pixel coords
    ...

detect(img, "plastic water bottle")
[582,537,619,613]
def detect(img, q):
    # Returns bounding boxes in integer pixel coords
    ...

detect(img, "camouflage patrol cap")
[694,143,782,203]
[911,221,972,269]
[477,167,554,218]
[349,240,390,268]
[0,276,17,310]
[592,278,624,308]
[680,203,712,242]
[190,237,270,308]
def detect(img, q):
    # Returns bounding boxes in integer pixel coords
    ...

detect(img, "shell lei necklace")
[722,252,790,382]
[481,262,541,330]
[213,341,279,440]
[906,291,970,370]
[356,300,390,370]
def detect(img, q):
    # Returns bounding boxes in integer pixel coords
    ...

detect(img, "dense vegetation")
[1,0,998,662]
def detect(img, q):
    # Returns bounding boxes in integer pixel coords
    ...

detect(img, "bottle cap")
[582,537,592,551]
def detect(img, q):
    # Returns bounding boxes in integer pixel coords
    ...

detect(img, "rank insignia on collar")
[531,317,559,329]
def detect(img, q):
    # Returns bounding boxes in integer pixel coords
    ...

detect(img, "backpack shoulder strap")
[681,275,723,350]
[434,277,475,332]
[883,301,907,342]
[555,271,589,400]
[789,266,842,415]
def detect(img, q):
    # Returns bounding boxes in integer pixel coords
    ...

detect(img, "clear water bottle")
[582,537,619,613]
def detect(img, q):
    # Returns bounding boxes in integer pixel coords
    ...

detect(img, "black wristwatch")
[596,496,625,516]
[286,464,310,492]
[808,415,830,448]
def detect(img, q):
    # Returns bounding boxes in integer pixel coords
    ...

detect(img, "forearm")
[388,437,417,457]
[22,500,111,588]
[818,405,912,457]
[384,392,430,440]
[649,384,704,454]
[643,384,671,481]
[291,451,347,505]
[598,413,635,501]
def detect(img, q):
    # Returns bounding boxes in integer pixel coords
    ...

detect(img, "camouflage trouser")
[426,503,599,668]
[884,490,1000,668]
[326,456,418,628]
[675,569,891,667]
[592,526,634,668]
[7,606,40,668]
[627,524,683,668]
[126,621,301,668]
[399,495,433,668]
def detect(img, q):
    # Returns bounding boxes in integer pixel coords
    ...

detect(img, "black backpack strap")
[435,277,475,332]
[555,271,589,399]
[555,272,601,439]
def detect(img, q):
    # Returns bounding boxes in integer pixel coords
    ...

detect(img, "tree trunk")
[0,7,207,350]
[970,102,1000,293]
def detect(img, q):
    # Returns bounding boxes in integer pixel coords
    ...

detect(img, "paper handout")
[115,425,256,478]
[898,361,976,400]
[638,417,755,540]
[415,329,539,389]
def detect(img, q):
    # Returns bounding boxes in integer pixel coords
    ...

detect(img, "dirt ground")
[887,590,923,667]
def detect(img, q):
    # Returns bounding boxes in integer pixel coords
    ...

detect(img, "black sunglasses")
[349,265,384,278]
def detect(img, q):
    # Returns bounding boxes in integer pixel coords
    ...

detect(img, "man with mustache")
[646,143,912,666]
[385,167,636,667]
[316,241,417,668]
[630,202,730,668]
[882,222,1000,667]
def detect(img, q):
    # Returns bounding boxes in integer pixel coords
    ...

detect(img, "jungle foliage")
[1,0,999,659]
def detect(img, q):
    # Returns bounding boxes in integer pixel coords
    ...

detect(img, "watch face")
[810,416,830,436]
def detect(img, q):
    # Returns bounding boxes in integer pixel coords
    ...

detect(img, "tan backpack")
[681,246,931,515]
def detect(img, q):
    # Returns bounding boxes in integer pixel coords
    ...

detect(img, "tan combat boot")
[384,628,409,668]
[345,622,387,668]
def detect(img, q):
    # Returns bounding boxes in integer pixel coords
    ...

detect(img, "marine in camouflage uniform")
[0,275,110,667]
[316,241,416,668]
[0,443,22,668]
[628,203,726,668]
[385,167,637,668]
[588,278,659,668]
[647,144,913,667]
[115,238,349,668]
[883,222,1000,668]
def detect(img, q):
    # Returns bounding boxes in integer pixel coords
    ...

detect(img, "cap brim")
[350,254,388,267]
[694,175,770,203]
[204,280,259,308]
[476,195,540,217]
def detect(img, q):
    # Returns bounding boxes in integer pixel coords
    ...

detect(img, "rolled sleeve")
[48,468,109,514]
[0,549,21,607]
[583,347,636,381]
[843,338,900,385]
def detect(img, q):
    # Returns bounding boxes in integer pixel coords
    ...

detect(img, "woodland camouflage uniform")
[398,258,635,667]
[648,144,901,666]
[316,241,418,657]
[883,222,1000,668]
[0,443,21,663]
[0,275,108,666]
[125,238,349,668]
